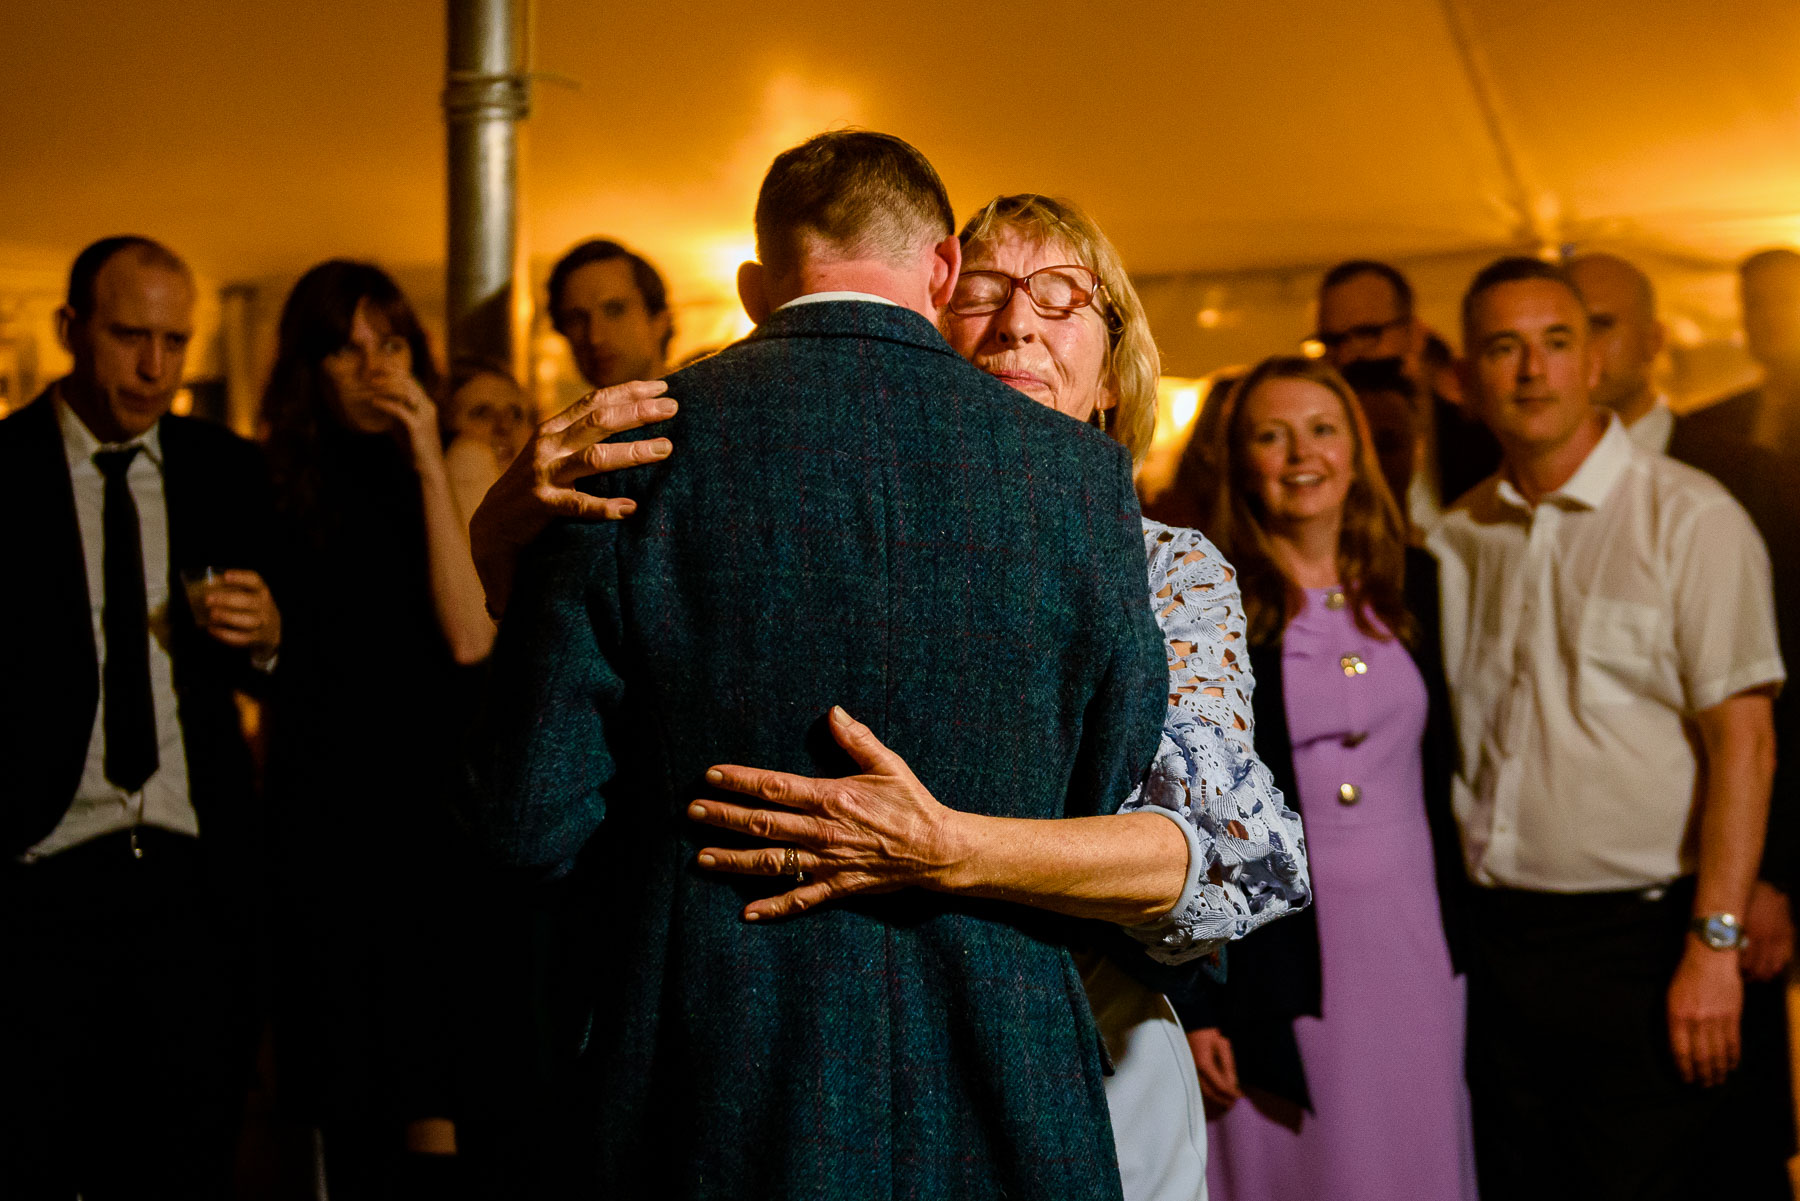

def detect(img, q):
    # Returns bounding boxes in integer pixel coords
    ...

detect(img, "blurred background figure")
[441,357,532,526]
[1179,356,1473,1201]
[547,239,673,389]
[1566,253,1671,446]
[1691,248,1800,455]
[1313,260,1499,529]
[1339,357,1422,530]
[0,236,282,1199]
[1140,367,1243,530]
[1572,248,1800,1196]
[261,260,494,1198]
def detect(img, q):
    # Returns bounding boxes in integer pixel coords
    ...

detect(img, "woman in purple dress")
[1179,355,1476,1200]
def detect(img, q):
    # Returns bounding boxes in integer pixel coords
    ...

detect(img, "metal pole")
[444,0,529,371]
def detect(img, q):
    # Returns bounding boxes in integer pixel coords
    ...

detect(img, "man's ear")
[1648,318,1668,362]
[737,261,771,326]
[54,305,78,357]
[926,235,962,314]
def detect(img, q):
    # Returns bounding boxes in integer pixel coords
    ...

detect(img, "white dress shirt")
[775,290,901,310]
[1428,416,1783,892]
[23,396,199,860]
[1624,394,1675,454]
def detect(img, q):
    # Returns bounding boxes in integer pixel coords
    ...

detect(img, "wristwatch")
[1690,913,1746,951]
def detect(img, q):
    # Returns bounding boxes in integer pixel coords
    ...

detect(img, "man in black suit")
[0,237,281,1198]
[1569,249,1797,1197]
[1676,248,1800,456]
[1313,259,1501,526]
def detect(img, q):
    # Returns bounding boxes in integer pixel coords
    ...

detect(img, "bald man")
[1566,254,1670,445]
[1571,250,1798,1198]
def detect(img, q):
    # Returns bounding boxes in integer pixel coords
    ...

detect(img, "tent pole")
[444,0,530,371]
[1437,0,1556,252]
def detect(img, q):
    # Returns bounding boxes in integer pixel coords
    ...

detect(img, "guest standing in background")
[262,260,494,1198]
[441,357,532,526]
[0,236,282,1199]
[1569,249,1799,1196]
[1313,260,1499,528]
[547,238,673,390]
[1179,355,1475,1201]
[1434,256,1780,1200]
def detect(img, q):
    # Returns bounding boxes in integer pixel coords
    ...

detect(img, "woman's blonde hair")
[958,194,1160,463]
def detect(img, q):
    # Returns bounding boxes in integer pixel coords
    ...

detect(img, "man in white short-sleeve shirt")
[1429,256,1782,1200]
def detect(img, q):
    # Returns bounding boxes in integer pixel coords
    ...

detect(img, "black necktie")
[93,446,158,793]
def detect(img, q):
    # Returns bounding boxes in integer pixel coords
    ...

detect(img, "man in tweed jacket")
[472,132,1167,1200]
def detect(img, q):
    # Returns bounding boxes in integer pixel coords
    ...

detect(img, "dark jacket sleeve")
[467,518,625,871]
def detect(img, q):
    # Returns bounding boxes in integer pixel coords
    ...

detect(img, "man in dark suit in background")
[1314,259,1501,528]
[0,237,281,1198]
[470,131,1167,1199]
[1571,248,1800,1197]
[1676,248,1800,457]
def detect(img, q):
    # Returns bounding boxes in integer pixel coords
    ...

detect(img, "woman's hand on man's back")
[470,379,677,618]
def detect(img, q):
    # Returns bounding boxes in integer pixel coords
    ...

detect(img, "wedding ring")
[781,847,800,878]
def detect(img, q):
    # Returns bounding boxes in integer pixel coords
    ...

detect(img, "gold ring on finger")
[781,846,799,878]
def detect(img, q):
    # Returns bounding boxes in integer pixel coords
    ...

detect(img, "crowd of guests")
[0,125,1795,1201]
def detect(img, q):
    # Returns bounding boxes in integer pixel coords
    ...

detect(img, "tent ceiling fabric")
[3,0,1799,285]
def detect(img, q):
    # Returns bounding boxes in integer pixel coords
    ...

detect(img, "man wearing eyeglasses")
[1314,259,1499,532]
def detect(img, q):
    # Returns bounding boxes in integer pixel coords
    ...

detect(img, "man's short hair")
[754,130,955,278]
[66,235,190,320]
[1320,259,1415,318]
[1740,247,1800,281]
[1461,256,1584,337]
[546,239,672,351]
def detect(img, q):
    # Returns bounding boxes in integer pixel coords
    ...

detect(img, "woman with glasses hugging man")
[473,194,1313,1201]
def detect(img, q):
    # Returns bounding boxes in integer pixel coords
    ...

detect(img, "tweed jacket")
[472,300,1168,1200]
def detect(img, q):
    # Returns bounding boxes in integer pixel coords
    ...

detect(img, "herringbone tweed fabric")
[474,300,1167,1199]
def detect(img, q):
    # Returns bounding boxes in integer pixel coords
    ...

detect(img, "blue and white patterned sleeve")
[1121,520,1312,964]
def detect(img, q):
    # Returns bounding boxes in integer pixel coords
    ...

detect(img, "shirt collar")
[54,384,164,469]
[1495,412,1633,513]
[776,290,902,310]
[1625,394,1674,455]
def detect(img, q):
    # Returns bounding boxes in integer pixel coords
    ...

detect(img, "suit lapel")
[6,395,97,680]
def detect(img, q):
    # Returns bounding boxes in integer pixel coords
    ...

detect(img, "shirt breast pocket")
[1577,598,1665,708]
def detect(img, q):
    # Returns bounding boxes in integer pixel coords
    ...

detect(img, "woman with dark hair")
[1184,355,1475,1201]
[262,260,494,1191]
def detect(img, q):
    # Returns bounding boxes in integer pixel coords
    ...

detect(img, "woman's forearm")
[416,457,498,664]
[933,809,1189,926]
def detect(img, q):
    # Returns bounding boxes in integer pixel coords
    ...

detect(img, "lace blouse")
[1122,520,1311,963]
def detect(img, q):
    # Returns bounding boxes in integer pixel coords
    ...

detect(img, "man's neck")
[1504,409,1608,506]
[777,262,938,323]
[1612,384,1658,428]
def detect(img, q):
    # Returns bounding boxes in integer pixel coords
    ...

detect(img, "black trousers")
[0,829,256,1200]
[1465,879,1757,1201]
[1707,968,1798,1199]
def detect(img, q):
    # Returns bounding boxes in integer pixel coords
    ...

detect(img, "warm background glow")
[1,0,1798,426]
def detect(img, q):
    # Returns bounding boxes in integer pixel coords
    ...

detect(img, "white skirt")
[1082,953,1210,1201]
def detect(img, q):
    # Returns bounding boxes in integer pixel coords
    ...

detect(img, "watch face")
[1698,915,1742,949]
